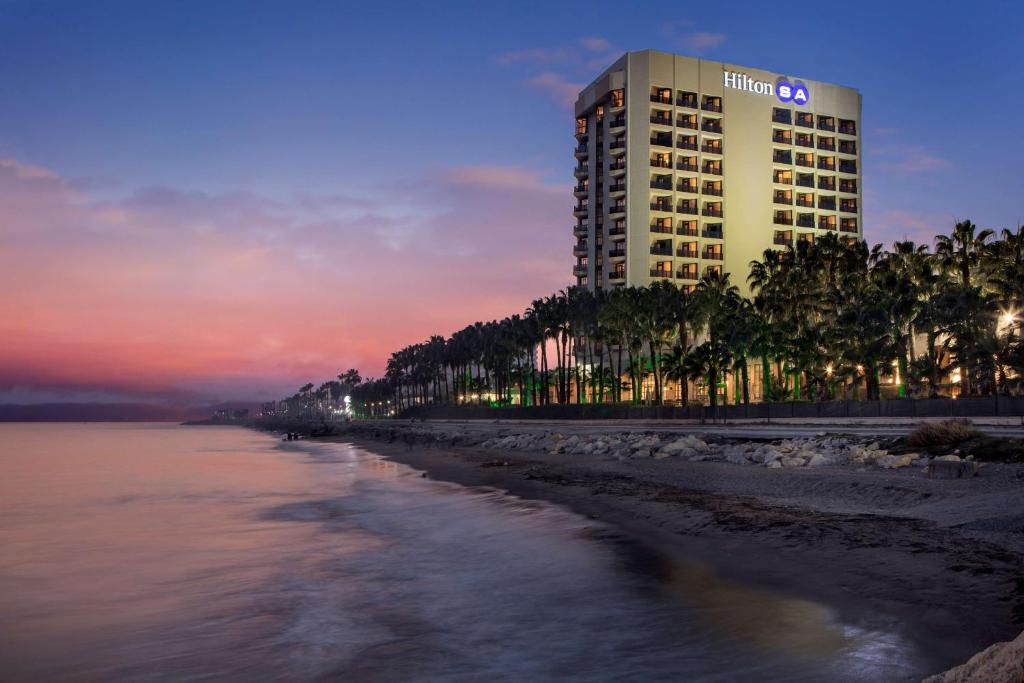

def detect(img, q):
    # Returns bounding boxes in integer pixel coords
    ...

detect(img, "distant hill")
[0,402,253,422]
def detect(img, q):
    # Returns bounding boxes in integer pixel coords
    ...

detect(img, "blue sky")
[1,0,1022,408]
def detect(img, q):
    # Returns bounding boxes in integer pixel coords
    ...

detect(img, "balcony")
[677,223,698,236]
[795,198,814,208]
[573,204,588,216]
[796,136,814,148]
[817,160,835,171]
[677,246,698,258]
[609,182,626,193]
[701,207,723,218]
[774,194,792,205]
[574,164,589,178]
[573,184,589,196]
[772,109,792,125]
[609,159,626,172]
[609,117,626,129]
[677,182,698,194]
[818,179,836,191]
[573,223,588,237]
[702,164,723,176]
[796,157,813,168]
[702,228,723,239]
[774,152,793,164]
[650,178,672,190]
[609,247,626,258]
[609,270,626,281]
[839,142,857,155]
[818,119,836,132]
[677,139,698,151]
[774,233,792,245]
[649,136,672,148]
[839,121,857,135]
[677,93,698,108]
[702,250,723,261]
[650,114,673,126]
[651,93,673,104]
[701,121,723,134]
[650,223,673,234]
[650,158,672,169]
[772,132,792,144]
[796,215,815,228]
[701,143,722,154]
[818,200,837,211]
[840,202,858,214]
[650,201,673,212]
[840,221,858,233]
[650,268,673,279]
[702,185,723,197]
[650,244,672,256]
[796,114,814,128]
[608,224,625,237]
[609,203,626,215]
[839,160,858,174]
[677,117,697,130]
[574,144,588,157]
[701,100,722,113]
[840,181,858,193]
[573,241,588,256]
[796,176,813,188]
[677,269,698,281]
[773,215,793,226]
[677,203,698,215]
[610,139,627,151]
[677,159,698,172]
[818,140,836,151]
[819,218,837,230]
[573,264,588,276]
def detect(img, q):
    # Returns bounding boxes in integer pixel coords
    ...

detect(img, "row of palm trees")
[278,221,1023,416]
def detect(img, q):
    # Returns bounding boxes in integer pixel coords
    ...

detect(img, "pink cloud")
[579,37,611,52]
[0,157,573,404]
[523,71,584,108]
[874,145,951,174]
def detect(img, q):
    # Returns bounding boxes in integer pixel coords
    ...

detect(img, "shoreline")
[300,422,1024,678]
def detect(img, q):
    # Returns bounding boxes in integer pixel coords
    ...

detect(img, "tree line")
[274,221,1023,418]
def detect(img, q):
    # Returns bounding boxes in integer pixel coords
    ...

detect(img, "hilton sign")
[723,70,809,105]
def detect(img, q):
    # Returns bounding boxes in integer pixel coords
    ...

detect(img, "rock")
[926,459,979,479]
[875,454,915,469]
[936,454,962,462]
[781,456,806,467]
[767,460,783,468]
[806,453,832,467]
[922,629,1024,683]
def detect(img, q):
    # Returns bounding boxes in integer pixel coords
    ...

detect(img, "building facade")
[572,50,862,294]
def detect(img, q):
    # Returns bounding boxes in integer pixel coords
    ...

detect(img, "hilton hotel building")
[572,50,862,293]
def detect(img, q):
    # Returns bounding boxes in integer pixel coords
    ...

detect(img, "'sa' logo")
[776,79,809,105]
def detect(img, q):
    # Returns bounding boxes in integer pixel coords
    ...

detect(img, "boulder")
[875,453,915,469]
[922,629,1024,683]
[935,454,962,462]
[926,459,979,479]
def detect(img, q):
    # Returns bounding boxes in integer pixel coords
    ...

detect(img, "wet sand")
[315,428,1024,674]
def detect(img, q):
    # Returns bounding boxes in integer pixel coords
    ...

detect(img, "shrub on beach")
[906,419,982,450]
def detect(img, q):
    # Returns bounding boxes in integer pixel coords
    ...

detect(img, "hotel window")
[575,117,587,136]
[797,213,815,228]
[841,217,858,233]
[651,174,672,190]
[702,243,723,260]
[702,180,722,196]
[610,89,625,108]
[651,86,672,104]
[795,152,813,167]
[651,216,673,233]
[796,172,814,187]
[817,115,836,132]
[702,138,722,154]
[796,132,814,148]
[702,159,722,175]
[651,196,673,212]
[701,95,722,113]
[818,195,837,210]
[818,136,836,151]
[773,189,793,205]
[774,230,792,245]
[678,198,698,214]
[839,159,858,173]
[677,113,697,129]
[677,241,698,257]
[840,198,858,213]
[772,129,792,144]
[678,177,698,193]
[678,219,698,236]
[818,175,836,191]
[595,105,604,120]
[819,215,837,230]
[678,155,698,171]
[796,192,814,208]
[651,131,672,147]
[678,263,698,280]
[651,152,671,168]
[677,90,698,108]
[818,155,836,171]
[772,107,792,124]
[796,112,814,128]
[838,118,857,135]
[839,140,857,155]
[705,264,723,277]
[613,264,626,277]
[703,222,723,238]
[798,232,814,244]
[678,134,698,150]
[773,169,793,184]
[651,239,672,256]
[701,117,723,133]
[651,108,672,125]
[652,261,672,277]
[774,149,793,164]
[840,178,858,193]
[702,201,723,217]
[774,209,793,225]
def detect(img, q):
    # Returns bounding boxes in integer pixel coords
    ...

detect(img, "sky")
[2,0,1022,414]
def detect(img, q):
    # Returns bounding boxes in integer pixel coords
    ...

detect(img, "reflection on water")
[0,423,935,681]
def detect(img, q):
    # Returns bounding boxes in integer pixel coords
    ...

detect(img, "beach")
[314,419,1024,675]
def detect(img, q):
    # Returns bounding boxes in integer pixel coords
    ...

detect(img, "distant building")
[572,50,862,294]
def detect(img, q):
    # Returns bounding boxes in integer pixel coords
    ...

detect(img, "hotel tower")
[572,50,862,294]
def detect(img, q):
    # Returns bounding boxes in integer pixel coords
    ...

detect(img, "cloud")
[523,72,584,108]
[495,47,577,66]
[874,145,951,174]
[0,157,573,405]
[679,32,727,52]
[579,37,611,52]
